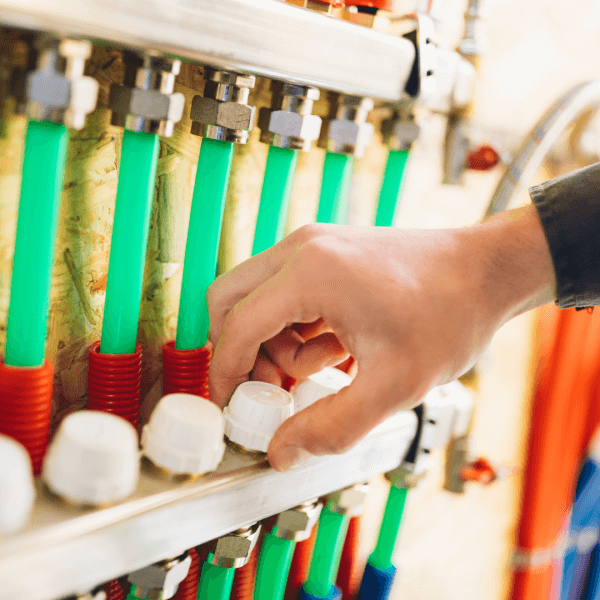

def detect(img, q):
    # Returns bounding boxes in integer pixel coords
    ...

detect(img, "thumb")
[267,371,391,472]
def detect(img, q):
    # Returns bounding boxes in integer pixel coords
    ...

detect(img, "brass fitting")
[258,81,322,152]
[327,483,369,517]
[127,551,191,600]
[109,51,185,137]
[190,67,256,143]
[15,35,98,130]
[207,522,261,569]
[274,499,322,542]
[320,93,374,158]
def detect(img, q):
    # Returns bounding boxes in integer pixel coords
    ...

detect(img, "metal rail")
[0,411,416,600]
[0,0,415,101]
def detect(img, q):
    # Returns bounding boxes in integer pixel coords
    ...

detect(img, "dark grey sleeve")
[530,162,600,309]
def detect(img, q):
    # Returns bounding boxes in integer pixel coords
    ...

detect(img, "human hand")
[207,204,555,471]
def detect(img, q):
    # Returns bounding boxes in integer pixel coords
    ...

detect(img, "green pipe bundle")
[100,130,159,355]
[5,120,69,367]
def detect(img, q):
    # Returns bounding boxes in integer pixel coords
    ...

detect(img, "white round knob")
[0,435,35,535]
[224,382,294,453]
[142,393,226,475]
[293,367,352,412]
[42,411,139,505]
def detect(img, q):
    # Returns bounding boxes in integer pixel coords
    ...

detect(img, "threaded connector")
[381,109,420,151]
[275,499,322,542]
[128,552,192,600]
[190,68,256,144]
[327,483,369,517]
[258,81,322,152]
[207,523,262,569]
[15,36,98,130]
[320,94,374,158]
[109,51,185,137]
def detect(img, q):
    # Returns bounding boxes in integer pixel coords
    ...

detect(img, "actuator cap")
[42,411,139,505]
[142,393,226,475]
[0,435,35,535]
[224,382,294,452]
[293,367,352,412]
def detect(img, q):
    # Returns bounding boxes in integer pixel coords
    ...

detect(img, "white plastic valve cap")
[224,382,294,452]
[0,435,35,535]
[42,411,139,505]
[142,393,226,475]
[293,367,352,412]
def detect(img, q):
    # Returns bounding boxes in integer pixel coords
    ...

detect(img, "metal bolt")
[15,35,98,130]
[274,499,322,542]
[189,67,256,144]
[327,483,369,517]
[127,552,192,600]
[109,51,185,137]
[207,522,261,569]
[258,81,322,152]
[321,94,374,158]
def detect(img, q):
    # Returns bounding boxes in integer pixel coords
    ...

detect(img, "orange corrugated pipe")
[104,579,124,600]
[172,548,200,600]
[285,521,319,600]
[336,515,363,600]
[511,305,600,599]
[231,542,259,600]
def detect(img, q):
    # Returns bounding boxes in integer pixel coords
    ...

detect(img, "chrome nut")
[208,523,261,569]
[324,95,374,158]
[259,82,322,152]
[275,499,322,542]
[381,117,420,151]
[128,552,191,600]
[25,37,98,130]
[109,85,185,137]
[327,483,369,517]
[190,97,255,141]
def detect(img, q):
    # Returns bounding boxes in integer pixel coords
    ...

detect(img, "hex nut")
[327,119,374,158]
[190,96,255,132]
[275,500,322,542]
[258,107,322,151]
[327,484,369,517]
[208,523,261,569]
[128,553,191,600]
[109,85,185,123]
[381,118,420,151]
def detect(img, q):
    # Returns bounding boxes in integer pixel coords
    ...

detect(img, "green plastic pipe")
[374,149,410,228]
[252,146,298,256]
[304,505,349,597]
[254,531,296,600]
[197,559,235,600]
[176,138,234,350]
[368,485,408,571]
[100,130,159,355]
[316,152,353,226]
[5,120,69,367]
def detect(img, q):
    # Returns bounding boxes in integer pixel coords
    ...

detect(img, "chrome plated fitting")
[321,94,374,158]
[327,483,369,517]
[274,499,322,542]
[16,36,98,130]
[190,68,256,143]
[207,523,261,569]
[381,108,420,151]
[127,551,191,600]
[60,586,106,600]
[109,51,185,137]
[258,81,322,152]
[459,0,488,57]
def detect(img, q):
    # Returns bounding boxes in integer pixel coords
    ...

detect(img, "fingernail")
[270,444,313,472]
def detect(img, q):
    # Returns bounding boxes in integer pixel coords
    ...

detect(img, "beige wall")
[0,1,597,597]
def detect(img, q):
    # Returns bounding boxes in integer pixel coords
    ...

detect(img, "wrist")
[469,204,557,327]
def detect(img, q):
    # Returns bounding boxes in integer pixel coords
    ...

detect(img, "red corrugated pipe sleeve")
[87,341,142,428]
[231,541,259,600]
[0,359,53,475]
[336,515,362,600]
[172,548,200,600]
[162,340,212,399]
[285,522,318,600]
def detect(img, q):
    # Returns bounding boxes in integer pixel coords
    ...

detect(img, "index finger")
[209,263,320,407]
